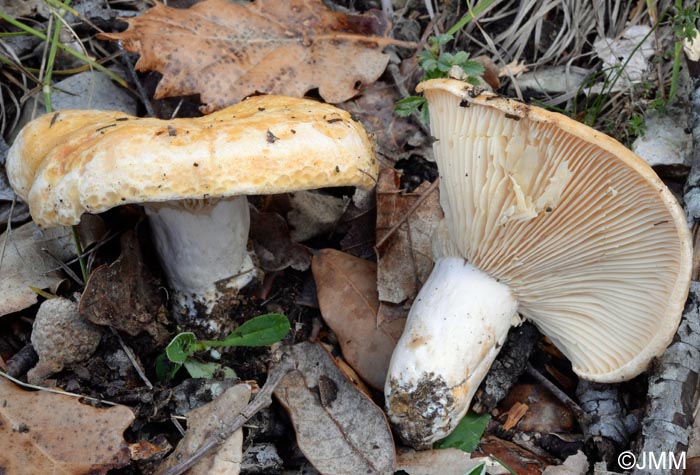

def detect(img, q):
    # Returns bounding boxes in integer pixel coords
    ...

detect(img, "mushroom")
[385,79,692,447]
[7,96,377,334]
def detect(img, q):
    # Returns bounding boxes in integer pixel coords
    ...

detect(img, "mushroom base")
[145,196,257,336]
[385,257,519,447]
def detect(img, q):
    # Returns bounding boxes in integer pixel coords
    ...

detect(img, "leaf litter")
[312,248,405,390]
[156,384,251,475]
[0,0,692,475]
[0,376,134,475]
[101,0,403,112]
[274,342,396,475]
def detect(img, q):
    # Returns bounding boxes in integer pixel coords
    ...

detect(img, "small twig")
[161,355,295,475]
[375,177,439,250]
[170,415,187,437]
[110,328,153,390]
[41,247,84,286]
[526,363,588,424]
[117,42,156,118]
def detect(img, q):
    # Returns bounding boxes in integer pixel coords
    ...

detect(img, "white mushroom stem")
[385,257,519,447]
[144,196,255,329]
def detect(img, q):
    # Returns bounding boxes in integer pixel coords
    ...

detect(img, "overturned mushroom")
[7,96,377,334]
[385,79,692,447]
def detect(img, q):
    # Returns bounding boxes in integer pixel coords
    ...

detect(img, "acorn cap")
[7,95,377,227]
[417,78,692,382]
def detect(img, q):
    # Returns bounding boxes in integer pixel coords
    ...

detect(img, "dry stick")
[160,355,295,475]
[375,177,439,250]
[109,327,153,390]
[117,42,155,119]
[525,363,589,425]
[0,369,120,406]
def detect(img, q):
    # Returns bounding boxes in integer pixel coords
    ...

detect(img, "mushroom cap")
[418,78,692,382]
[7,95,377,227]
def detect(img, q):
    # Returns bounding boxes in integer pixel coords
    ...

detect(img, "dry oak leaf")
[102,0,397,113]
[0,377,134,474]
[79,230,170,344]
[312,248,405,390]
[376,169,442,304]
[0,222,75,317]
[274,342,395,475]
[156,384,251,475]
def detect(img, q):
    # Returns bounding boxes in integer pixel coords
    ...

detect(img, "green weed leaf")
[155,353,182,381]
[222,313,290,347]
[434,412,491,453]
[467,462,487,475]
[166,332,197,364]
[394,96,426,117]
[458,60,485,78]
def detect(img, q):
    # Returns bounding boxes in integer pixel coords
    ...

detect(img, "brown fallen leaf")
[249,206,311,272]
[0,222,75,317]
[396,448,509,475]
[156,384,251,475]
[376,169,442,304]
[0,377,134,474]
[312,248,405,389]
[79,230,170,344]
[274,342,395,475]
[339,81,426,155]
[101,0,396,113]
[473,55,501,90]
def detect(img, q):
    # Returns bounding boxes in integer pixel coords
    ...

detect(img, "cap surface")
[7,95,377,227]
[418,78,692,382]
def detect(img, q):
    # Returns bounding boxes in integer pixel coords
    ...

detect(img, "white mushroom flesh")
[385,257,518,446]
[385,80,691,447]
[145,196,254,328]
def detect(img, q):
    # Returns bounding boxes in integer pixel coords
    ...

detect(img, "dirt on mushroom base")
[386,375,457,449]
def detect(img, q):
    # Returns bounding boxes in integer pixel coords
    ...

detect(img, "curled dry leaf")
[156,384,252,475]
[101,0,393,112]
[376,169,442,304]
[0,377,134,474]
[312,248,405,389]
[0,222,75,317]
[79,230,170,343]
[274,342,395,475]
